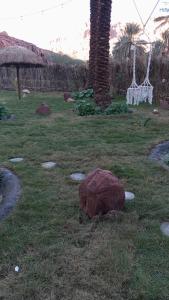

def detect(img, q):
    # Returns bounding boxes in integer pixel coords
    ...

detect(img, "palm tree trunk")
[88,0,100,89]
[94,0,112,109]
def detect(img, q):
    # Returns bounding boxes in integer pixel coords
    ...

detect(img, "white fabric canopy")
[126,45,153,106]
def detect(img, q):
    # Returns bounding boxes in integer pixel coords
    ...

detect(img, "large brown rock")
[79,168,125,218]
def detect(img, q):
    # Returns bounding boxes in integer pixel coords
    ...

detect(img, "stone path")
[149,141,169,164]
[0,168,21,220]
[160,222,169,237]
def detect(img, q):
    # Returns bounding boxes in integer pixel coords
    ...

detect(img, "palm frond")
[124,23,141,36]
[154,15,169,33]
[135,39,149,45]
[154,15,169,22]
[154,20,169,33]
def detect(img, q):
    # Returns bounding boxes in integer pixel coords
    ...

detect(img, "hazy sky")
[0,0,167,59]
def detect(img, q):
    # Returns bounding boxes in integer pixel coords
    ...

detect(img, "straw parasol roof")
[0,45,45,67]
[0,46,45,99]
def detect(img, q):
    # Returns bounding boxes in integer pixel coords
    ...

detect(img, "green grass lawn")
[0,91,169,300]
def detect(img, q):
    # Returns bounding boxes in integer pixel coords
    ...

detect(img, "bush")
[74,99,129,116]
[74,99,96,116]
[104,103,129,115]
[72,89,93,100]
[0,105,10,120]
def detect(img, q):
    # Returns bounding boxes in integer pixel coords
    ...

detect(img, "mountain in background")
[42,49,84,65]
[0,31,84,65]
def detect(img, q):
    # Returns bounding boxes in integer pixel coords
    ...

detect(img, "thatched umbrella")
[0,46,45,99]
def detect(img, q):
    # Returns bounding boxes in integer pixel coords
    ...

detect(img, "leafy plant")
[72,89,94,100]
[0,105,10,120]
[104,103,129,115]
[94,106,103,115]
[74,99,96,116]
[74,99,129,116]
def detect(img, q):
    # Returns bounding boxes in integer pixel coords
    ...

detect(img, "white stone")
[67,98,75,102]
[41,162,56,169]
[9,157,24,163]
[125,191,135,201]
[160,222,169,237]
[70,173,86,181]
[15,266,19,272]
[22,89,30,94]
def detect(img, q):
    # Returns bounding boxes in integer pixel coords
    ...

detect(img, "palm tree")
[94,0,112,108]
[124,23,141,39]
[88,0,100,89]
[112,22,145,61]
[152,39,165,56]
[152,29,169,56]
[162,29,169,49]
[154,15,169,32]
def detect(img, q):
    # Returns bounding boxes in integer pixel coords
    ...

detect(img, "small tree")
[152,39,165,56]
[112,22,145,61]
[162,29,169,52]
[152,30,169,57]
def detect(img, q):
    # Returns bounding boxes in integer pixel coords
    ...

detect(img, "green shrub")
[94,106,103,115]
[0,105,10,120]
[72,89,94,100]
[74,100,129,117]
[104,103,129,115]
[74,99,96,116]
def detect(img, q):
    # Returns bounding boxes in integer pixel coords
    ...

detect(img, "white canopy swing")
[127,45,138,105]
[126,0,160,105]
[126,43,153,106]
[138,45,153,104]
[126,45,139,105]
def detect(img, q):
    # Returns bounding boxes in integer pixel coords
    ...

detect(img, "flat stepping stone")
[160,222,169,237]
[149,141,169,162]
[9,157,24,163]
[125,191,135,202]
[70,172,86,182]
[41,162,57,169]
[0,167,21,221]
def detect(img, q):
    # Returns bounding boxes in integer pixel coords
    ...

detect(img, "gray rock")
[125,191,135,202]
[149,141,169,162]
[70,172,86,182]
[9,157,24,163]
[41,162,56,169]
[160,222,169,237]
[0,168,21,220]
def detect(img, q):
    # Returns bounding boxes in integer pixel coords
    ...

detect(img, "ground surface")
[0,91,169,300]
